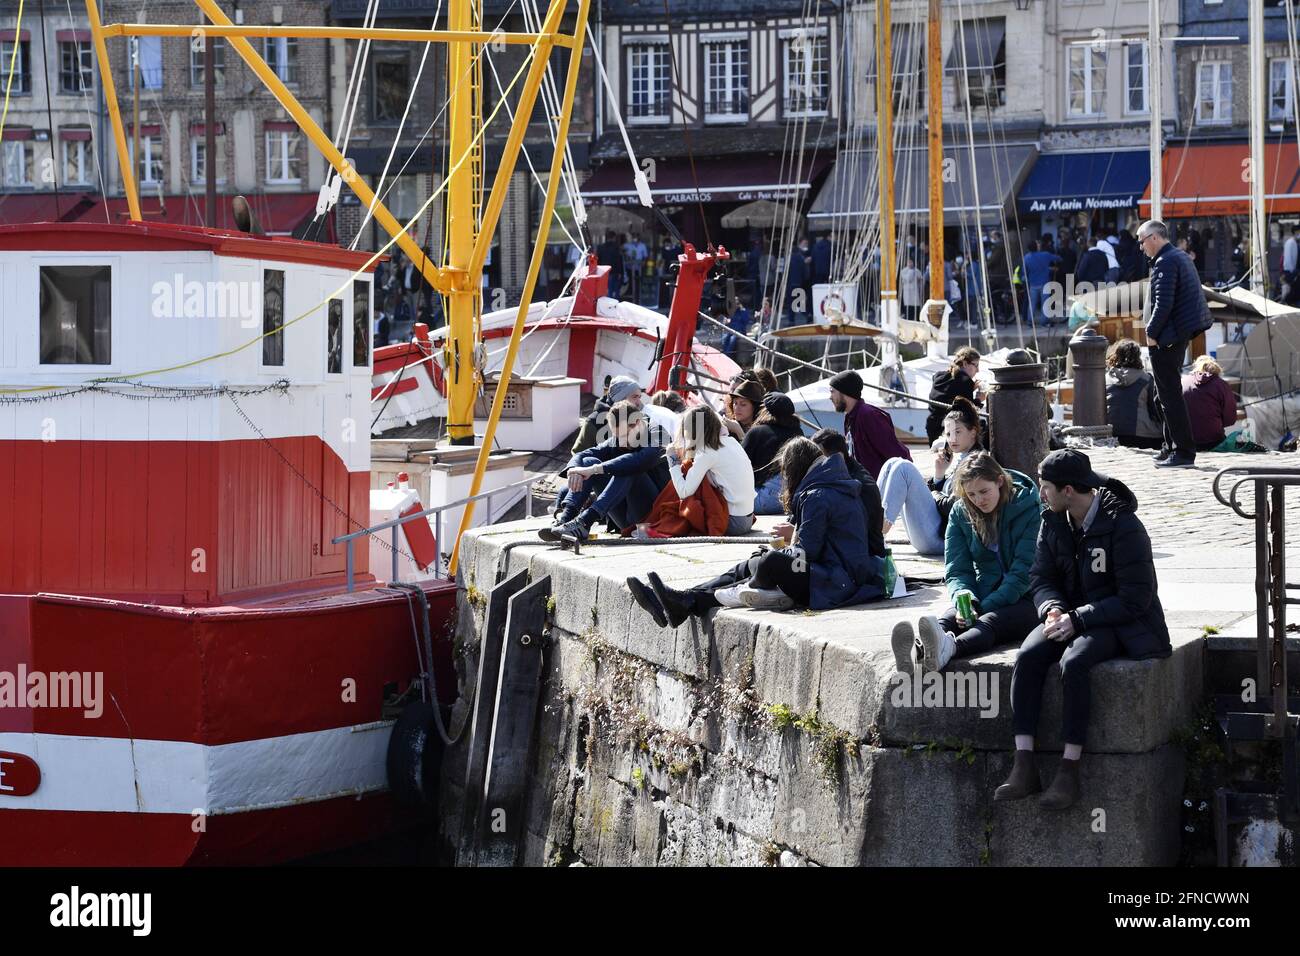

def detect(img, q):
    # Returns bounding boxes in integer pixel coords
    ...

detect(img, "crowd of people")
[535,337,1173,811]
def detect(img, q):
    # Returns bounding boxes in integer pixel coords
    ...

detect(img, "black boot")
[1039,757,1081,811]
[538,506,578,542]
[993,749,1042,802]
[627,577,667,628]
[543,508,597,544]
[647,571,694,629]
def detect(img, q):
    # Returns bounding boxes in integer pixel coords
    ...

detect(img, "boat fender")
[386,699,445,810]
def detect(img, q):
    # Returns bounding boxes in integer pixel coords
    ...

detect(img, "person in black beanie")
[745,392,805,514]
[828,369,911,481]
[995,449,1170,811]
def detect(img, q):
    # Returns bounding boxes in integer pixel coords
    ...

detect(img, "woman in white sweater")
[668,404,756,535]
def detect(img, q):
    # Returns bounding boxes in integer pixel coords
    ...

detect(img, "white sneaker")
[738,586,795,610]
[918,615,958,673]
[713,584,746,608]
[891,621,916,675]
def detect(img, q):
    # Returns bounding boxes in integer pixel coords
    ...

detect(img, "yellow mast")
[445,0,480,445]
[874,0,899,362]
[926,0,943,306]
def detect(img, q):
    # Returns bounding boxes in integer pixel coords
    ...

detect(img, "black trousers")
[938,597,1038,659]
[1149,343,1197,460]
[685,549,810,614]
[1010,623,1122,746]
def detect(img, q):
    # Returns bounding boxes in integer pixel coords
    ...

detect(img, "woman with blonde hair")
[892,452,1041,674]
[1182,354,1238,451]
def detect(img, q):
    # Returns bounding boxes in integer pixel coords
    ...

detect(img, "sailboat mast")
[927,0,943,304]
[446,0,483,444]
[1248,0,1267,297]
[876,0,897,304]
[1148,0,1162,222]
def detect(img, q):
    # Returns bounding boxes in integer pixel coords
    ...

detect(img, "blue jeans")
[877,457,944,556]
[753,474,784,515]
[1028,285,1049,325]
[558,454,660,529]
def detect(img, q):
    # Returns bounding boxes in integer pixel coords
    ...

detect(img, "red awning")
[265,121,298,133]
[580,154,832,207]
[1,128,33,141]
[60,127,92,140]
[0,29,31,41]
[0,192,100,225]
[55,30,92,42]
[189,122,227,135]
[1140,142,1300,217]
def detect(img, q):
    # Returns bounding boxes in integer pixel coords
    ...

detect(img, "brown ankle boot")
[1039,757,1081,811]
[993,749,1041,801]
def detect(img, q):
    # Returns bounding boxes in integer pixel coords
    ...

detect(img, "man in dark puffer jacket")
[1140,219,1211,468]
[995,449,1170,813]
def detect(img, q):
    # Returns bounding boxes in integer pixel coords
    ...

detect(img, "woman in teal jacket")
[892,452,1042,673]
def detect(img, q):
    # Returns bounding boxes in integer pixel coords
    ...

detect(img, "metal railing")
[333,473,546,591]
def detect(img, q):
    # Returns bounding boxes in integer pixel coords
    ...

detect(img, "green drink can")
[956,591,974,621]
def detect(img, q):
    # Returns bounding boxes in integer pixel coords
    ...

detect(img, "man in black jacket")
[1139,219,1211,468]
[995,449,1170,811]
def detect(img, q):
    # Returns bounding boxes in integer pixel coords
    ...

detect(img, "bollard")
[987,349,1050,483]
[1068,326,1110,428]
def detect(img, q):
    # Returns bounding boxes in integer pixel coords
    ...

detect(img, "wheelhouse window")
[783,30,829,117]
[60,41,94,93]
[352,280,370,367]
[189,36,225,88]
[40,265,111,365]
[327,299,344,374]
[0,40,32,94]
[2,134,33,187]
[265,126,302,184]
[703,39,749,122]
[262,269,285,367]
[626,42,671,122]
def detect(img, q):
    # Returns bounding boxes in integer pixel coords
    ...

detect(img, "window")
[61,136,92,185]
[372,50,410,124]
[265,128,301,183]
[190,131,227,185]
[352,280,370,366]
[703,39,749,121]
[1196,60,1232,125]
[950,19,1006,109]
[59,41,93,93]
[1124,40,1149,114]
[134,36,162,90]
[262,269,285,366]
[327,299,343,374]
[1270,57,1294,121]
[263,36,299,85]
[626,43,671,121]
[189,36,225,88]
[1067,44,1106,116]
[0,41,31,94]
[783,31,830,116]
[2,138,33,187]
[130,133,163,185]
[39,265,111,365]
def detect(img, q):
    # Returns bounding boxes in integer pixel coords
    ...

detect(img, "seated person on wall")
[571,375,646,456]
[995,449,1171,812]
[625,438,888,625]
[925,346,983,443]
[828,369,912,481]
[890,452,1042,675]
[810,427,886,559]
[1104,338,1163,450]
[877,397,983,557]
[721,376,766,441]
[665,404,757,536]
[542,401,671,544]
[751,366,780,394]
[1182,355,1238,451]
[745,392,805,515]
